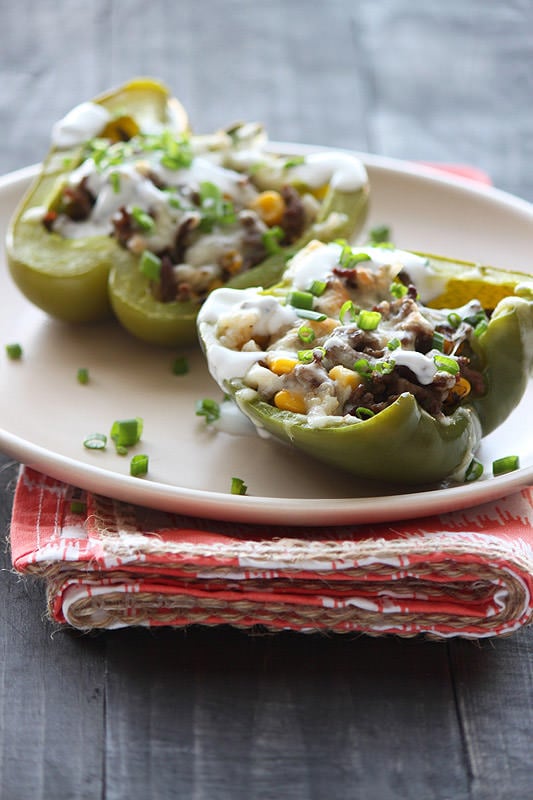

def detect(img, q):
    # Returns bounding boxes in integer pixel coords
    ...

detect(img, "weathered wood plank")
[102,628,469,800]
[0,455,106,799]
[449,635,533,800]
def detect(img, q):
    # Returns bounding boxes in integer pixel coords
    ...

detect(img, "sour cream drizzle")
[285,240,434,295]
[198,288,299,386]
[51,102,112,149]
[54,150,255,242]
[288,152,368,192]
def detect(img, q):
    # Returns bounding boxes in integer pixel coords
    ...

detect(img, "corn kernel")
[328,365,363,390]
[250,190,286,226]
[269,357,298,375]
[453,377,471,399]
[274,390,306,414]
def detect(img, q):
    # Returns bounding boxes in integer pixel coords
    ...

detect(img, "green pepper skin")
[108,160,370,346]
[6,79,187,323]
[470,296,533,435]
[229,382,480,485]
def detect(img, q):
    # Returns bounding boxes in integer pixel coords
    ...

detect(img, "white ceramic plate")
[1,151,533,526]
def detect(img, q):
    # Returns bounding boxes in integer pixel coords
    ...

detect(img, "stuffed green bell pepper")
[197,240,533,485]
[7,78,189,323]
[7,86,370,346]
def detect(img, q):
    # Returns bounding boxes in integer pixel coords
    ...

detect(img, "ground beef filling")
[247,293,487,421]
[52,166,308,305]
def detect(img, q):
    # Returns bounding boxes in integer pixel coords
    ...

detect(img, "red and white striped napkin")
[10,467,533,638]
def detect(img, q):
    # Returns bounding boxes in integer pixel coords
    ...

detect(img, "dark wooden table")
[1,2,533,798]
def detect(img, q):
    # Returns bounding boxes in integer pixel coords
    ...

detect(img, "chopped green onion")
[5,343,22,360]
[172,356,189,376]
[355,407,375,420]
[109,171,121,194]
[358,310,382,331]
[77,367,89,385]
[110,418,143,448]
[131,206,155,233]
[353,358,371,376]
[196,398,220,424]
[374,360,395,375]
[492,455,520,476]
[130,454,149,477]
[139,250,162,281]
[474,319,489,337]
[262,226,284,255]
[231,477,248,495]
[70,500,87,514]
[367,224,392,245]
[283,155,306,169]
[168,196,182,209]
[297,349,315,363]
[309,279,327,297]
[157,131,194,170]
[339,300,358,324]
[297,325,315,344]
[447,312,462,329]
[298,347,325,363]
[338,242,371,269]
[433,354,460,375]
[288,290,314,310]
[464,310,488,328]
[198,181,236,231]
[83,433,107,451]
[116,445,128,456]
[387,338,401,351]
[465,459,483,482]
[295,308,327,321]
[390,282,408,299]
[432,331,446,352]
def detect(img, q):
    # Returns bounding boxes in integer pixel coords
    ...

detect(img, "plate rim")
[1,149,533,526]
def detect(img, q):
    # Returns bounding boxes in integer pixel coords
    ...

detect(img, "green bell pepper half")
[229,382,480,485]
[6,78,188,323]
[198,245,533,486]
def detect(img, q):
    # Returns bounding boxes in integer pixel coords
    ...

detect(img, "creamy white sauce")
[392,348,459,385]
[392,350,438,385]
[55,161,169,239]
[284,240,427,292]
[51,102,111,149]
[288,151,368,192]
[186,230,243,267]
[285,241,343,288]
[201,342,266,387]
[199,287,298,331]
[55,148,258,242]
[198,288,299,387]
[397,257,449,303]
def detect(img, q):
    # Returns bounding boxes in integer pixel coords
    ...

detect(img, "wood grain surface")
[1,1,533,798]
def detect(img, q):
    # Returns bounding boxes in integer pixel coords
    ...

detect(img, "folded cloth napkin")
[10,467,533,638]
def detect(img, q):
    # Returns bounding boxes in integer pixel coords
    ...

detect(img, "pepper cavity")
[203,241,486,426]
